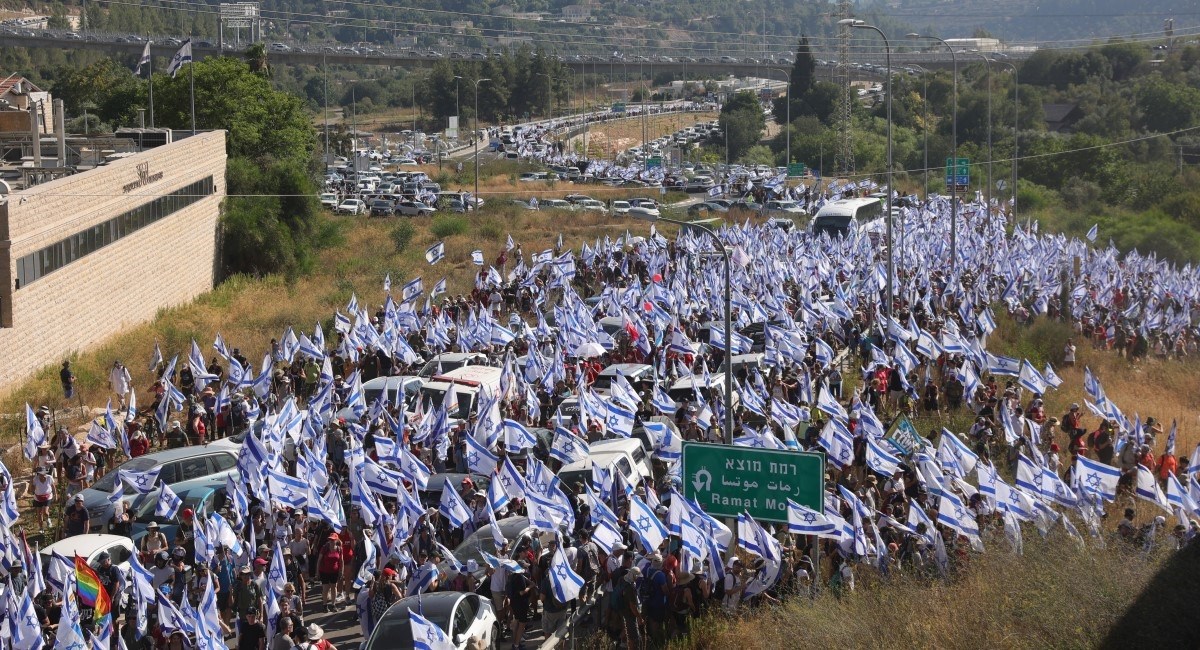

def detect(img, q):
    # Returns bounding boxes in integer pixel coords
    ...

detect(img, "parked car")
[41,534,134,586]
[78,447,238,532]
[335,198,365,215]
[611,200,632,215]
[365,592,497,650]
[369,199,396,216]
[395,200,435,217]
[125,476,229,545]
[319,192,339,209]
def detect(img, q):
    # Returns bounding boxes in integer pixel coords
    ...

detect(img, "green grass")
[430,215,470,238]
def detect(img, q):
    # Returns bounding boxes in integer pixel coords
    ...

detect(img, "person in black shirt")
[95,551,124,622]
[238,611,267,650]
[60,361,75,400]
[64,494,89,537]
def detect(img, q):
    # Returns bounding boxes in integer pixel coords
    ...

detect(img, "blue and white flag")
[431,277,447,298]
[155,483,183,519]
[650,384,678,415]
[548,539,585,603]
[133,41,152,76]
[1072,454,1121,502]
[550,427,589,464]
[439,481,472,529]
[268,542,288,596]
[10,592,44,650]
[866,437,903,476]
[1136,464,1171,512]
[120,466,163,494]
[165,39,192,78]
[817,418,855,469]
[1086,223,1098,242]
[481,551,523,574]
[786,499,841,539]
[463,432,498,475]
[816,382,848,419]
[502,419,539,454]
[267,469,309,509]
[628,493,668,553]
[471,250,485,265]
[603,401,635,438]
[1165,419,1177,455]
[937,491,981,540]
[409,610,455,650]
[496,456,527,501]
[425,241,446,265]
[23,404,45,461]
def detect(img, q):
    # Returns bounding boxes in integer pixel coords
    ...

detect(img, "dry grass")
[573,112,717,158]
[0,206,632,420]
[683,537,1172,650]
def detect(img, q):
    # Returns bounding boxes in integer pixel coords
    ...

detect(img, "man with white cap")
[300,623,337,650]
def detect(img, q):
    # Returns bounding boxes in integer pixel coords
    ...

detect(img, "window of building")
[14,176,214,288]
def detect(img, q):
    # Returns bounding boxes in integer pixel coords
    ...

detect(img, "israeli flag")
[471,250,485,265]
[409,610,456,650]
[1018,359,1046,394]
[786,499,841,539]
[497,456,527,501]
[1086,223,1098,242]
[866,437,903,476]
[1072,454,1120,502]
[439,481,472,529]
[628,493,668,553]
[603,401,635,438]
[502,419,539,454]
[549,540,585,603]
[155,483,184,519]
[23,404,45,461]
[425,241,446,265]
[165,39,192,78]
[481,551,523,574]
[550,427,589,464]
[937,491,981,540]
[650,384,678,415]
[431,277,447,298]
[816,382,848,420]
[267,469,309,509]
[817,418,855,469]
[463,433,498,475]
[120,466,163,494]
[1135,465,1171,512]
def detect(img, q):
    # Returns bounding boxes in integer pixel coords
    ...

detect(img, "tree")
[772,35,816,126]
[718,90,766,161]
[152,56,328,278]
[1135,77,1200,133]
[244,43,270,77]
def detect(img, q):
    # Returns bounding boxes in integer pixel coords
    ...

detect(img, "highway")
[0,29,1031,74]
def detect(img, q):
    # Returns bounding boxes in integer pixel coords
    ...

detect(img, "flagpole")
[148,38,154,128]
[189,52,196,135]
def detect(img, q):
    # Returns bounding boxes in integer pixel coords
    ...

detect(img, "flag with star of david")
[549,537,584,603]
[628,493,668,553]
[786,499,841,539]
[1072,454,1120,502]
[409,610,455,650]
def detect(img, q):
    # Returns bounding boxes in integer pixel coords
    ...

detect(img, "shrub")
[430,215,469,238]
[390,221,415,252]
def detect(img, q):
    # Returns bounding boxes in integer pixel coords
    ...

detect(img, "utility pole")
[834,0,855,176]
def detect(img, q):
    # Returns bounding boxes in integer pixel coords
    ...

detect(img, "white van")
[810,197,882,238]
[419,365,502,419]
[557,438,654,492]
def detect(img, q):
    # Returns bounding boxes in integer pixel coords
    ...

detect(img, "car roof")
[41,534,132,557]
[598,363,653,377]
[132,446,236,463]
[362,375,422,390]
[381,592,464,622]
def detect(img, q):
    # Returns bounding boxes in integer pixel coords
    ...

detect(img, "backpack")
[1060,415,1072,434]
[637,568,661,605]
[577,543,598,582]
[711,572,725,601]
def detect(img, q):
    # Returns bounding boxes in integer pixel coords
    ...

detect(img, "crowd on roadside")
[12,185,1200,650]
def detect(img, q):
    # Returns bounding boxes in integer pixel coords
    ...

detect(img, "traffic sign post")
[682,442,825,524]
[945,156,969,192]
[787,163,807,178]
[647,156,662,169]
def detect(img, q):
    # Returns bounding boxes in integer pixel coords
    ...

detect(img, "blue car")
[126,476,229,548]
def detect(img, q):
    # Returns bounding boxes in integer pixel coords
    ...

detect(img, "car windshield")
[92,457,158,492]
[372,609,451,649]
[132,489,211,524]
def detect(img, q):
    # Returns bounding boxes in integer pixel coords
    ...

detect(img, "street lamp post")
[909,33,958,269]
[973,53,993,218]
[767,67,791,166]
[537,72,553,120]
[626,212,733,447]
[844,19,894,317]
[472,77,491,209]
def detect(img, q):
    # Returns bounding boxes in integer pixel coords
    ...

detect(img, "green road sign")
[682,442,825,523]
[611,102,627,113]
[647,156,663,169]
[945,157,970,177]
[787,163,807,177]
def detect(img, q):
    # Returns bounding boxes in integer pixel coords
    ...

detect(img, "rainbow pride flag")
[75,555,111,624]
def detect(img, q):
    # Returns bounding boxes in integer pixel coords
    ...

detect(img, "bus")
[810,197,882,238]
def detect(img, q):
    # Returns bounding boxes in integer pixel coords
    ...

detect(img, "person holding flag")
[75,554,112,638]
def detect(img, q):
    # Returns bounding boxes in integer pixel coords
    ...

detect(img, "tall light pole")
[995,59,1019,217]
[767,67,791,167]
[973,52,993,217]
[323,50,329,165]
[844,19,893,316]
[472,77,491,209]
[911,63,930,198]
[909,33,958,269]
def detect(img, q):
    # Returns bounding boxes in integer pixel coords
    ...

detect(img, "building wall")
[0,130,226,390]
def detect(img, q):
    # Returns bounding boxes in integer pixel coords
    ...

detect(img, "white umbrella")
[574,342,606,358]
